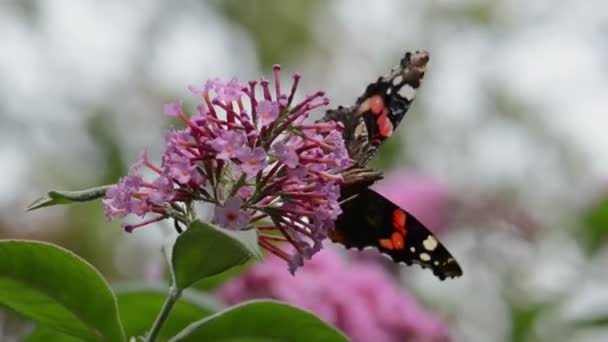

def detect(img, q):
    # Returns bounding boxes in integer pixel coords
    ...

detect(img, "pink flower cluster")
[103,66,351,272]
[219,248,452,342]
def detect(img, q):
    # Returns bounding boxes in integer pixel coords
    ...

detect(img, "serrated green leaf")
[171,221,260,290]
[0,240,125,341]
[170,300,348,342]
[26,185,111,211]
[114,285,220,340]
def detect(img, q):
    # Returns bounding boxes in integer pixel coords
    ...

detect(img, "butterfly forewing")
[323,50,430,166]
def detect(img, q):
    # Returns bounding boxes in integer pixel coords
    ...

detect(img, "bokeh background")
[2,0,608,341]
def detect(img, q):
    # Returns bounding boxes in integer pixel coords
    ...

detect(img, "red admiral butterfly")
[323,50,462,280]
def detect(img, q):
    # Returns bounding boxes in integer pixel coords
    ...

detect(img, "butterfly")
[322,50,462,280]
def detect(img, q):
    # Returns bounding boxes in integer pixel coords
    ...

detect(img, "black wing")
[330,188,462,280]
[322,50,430,166]
[324,50,462,280]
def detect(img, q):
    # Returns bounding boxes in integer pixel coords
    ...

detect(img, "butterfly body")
[324,50,463,280]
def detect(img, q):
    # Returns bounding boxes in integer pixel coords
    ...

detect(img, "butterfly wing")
[324,50,462,279]
[323,50,429,166]
[330,188,462,280]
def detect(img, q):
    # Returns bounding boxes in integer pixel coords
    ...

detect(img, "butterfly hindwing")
[330,188,462,280]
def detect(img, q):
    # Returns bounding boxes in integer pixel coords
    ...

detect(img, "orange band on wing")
[370,96,384,115]
[392,209,407,236]
[391,231,405,250]
[376,111,394,138]
[379,238,394,250]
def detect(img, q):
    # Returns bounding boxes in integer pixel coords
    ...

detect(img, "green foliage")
[194,260,254,291]
[26,285,221,341]
[7,215,343,341]
[0,240,124,341]
[508,301,557,342]
[23,327,82,342]
[213,0,322,69]
[370,133,404,171]
[580,195,608,253]
[170,300,348,342]
[510,305,540,342]
[25,186,111,211]
[116,287,219,341]
[86,112,129,184]
[171,221,261,290]
[572,315,608,329]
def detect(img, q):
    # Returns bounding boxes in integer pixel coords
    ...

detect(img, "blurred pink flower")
[218,248,451,342]
[372,172,452,235]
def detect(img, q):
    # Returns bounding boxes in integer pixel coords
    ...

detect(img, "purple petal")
[163,99,183,117]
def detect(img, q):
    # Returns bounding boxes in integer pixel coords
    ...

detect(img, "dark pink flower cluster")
[219,248,452,342]
[103,66,351,272]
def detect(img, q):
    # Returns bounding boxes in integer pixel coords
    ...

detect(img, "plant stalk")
[145,285,182,342]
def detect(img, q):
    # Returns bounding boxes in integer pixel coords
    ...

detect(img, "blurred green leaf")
[213,0,322,69]
[0,240,124,341]
[25,186,111,211]
[431,2,497,25]
[509,303,549,342]
[572,315,608,328]
[171,221,261,290]
[581,196,608,253]
[86,111,129,184]
[115,286,220,340]
[24,327,82,342]
[170,300,348,342]
[194,260,254,291]
[370,134,404,171]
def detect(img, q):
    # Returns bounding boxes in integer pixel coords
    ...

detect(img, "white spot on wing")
[410,247,416,253]
[423,235,438,251]
[392,75,403,86]
[398,84,416,101]
[420,253,431,262]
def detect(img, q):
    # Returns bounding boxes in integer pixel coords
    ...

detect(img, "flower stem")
[145,285,182,342]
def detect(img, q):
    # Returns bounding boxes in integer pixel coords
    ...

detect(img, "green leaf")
[114,285,221,340]
[194,260,253,291]
[581,195,608,253]
[171,221,260,290]
[0,240,125,341]
[214,0,322,69]
[170,300,348,342]
[26,185,111,211]
[508,301,557,342]
[370,132,404,170]
[572,315,608,328]
[510,305,541,342]
[24,327,82,342]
